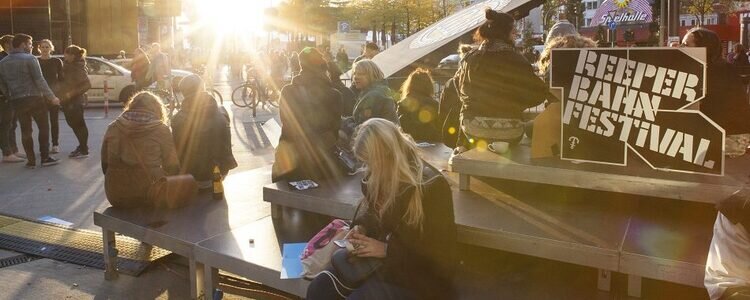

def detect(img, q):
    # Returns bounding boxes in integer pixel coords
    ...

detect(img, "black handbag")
[331,248,383,287]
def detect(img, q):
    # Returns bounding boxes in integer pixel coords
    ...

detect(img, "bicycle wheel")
[231,83,256,108]
[209,88,223,105]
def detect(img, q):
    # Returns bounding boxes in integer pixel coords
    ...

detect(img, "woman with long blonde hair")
[307,118,457,300]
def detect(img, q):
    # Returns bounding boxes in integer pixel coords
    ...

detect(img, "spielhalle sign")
[550,48,725,176]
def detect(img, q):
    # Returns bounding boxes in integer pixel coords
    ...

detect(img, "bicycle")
[232,76,279,116]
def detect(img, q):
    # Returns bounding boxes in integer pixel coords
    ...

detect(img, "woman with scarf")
[454,9,547,149]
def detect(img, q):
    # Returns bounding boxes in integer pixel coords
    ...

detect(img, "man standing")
[0,34,24,163]
[352,42,380,64]
[0,34,61,168]
[149,43,171,90]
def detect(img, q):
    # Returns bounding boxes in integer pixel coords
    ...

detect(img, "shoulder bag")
[127,139,198,209]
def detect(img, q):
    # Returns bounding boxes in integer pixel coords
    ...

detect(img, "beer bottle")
[212,166,224,200]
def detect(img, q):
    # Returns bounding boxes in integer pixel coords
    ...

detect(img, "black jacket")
[398,94,441,142]
[38,57,63,94]
[171,92,237,181]
[332,81,356,117]
[354,164,457,299]
[700,61,750,135]
[272,69,343,182]
[438,78,461,147]
[59,59,91,105]
[456,40,547,120]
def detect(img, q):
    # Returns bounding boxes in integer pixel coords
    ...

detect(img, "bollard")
[103,79,109,118]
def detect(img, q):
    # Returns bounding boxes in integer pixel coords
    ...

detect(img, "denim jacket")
[0,50,56,102]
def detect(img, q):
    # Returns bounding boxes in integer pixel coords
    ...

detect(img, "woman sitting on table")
[307,118,457,300]
[682,28,750,157]
[454,9,548,150]
[101,92,180,208]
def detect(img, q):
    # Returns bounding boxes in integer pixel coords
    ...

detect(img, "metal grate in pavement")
[0,254,39,268]
[0,214,170,276]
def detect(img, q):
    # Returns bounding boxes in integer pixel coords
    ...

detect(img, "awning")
[369,0,543,79]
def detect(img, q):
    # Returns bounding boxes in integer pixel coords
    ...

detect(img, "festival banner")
[550,48,725,176]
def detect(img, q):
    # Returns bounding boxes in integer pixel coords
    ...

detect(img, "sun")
[193,0,269,36]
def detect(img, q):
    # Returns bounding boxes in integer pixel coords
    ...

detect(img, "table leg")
[271,204,282,219]
[597,269,611,291]
[102,229,119,280]
[190,259,204,300]
[627,274,642,298]
[459,174,471,191]
[203,265,219,300]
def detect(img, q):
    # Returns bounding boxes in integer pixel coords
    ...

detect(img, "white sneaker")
[13,152,26,159]
[2,155,25,163]
[50,146,60,154]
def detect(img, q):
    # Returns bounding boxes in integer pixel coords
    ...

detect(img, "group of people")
[0,33,91,169]
[267,8,750,300]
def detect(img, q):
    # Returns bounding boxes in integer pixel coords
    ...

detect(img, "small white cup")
[488,141,509,154]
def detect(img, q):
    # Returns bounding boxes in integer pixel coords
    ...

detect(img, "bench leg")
[203,265,219,300]
[627,274,642,298]
[459,174,471,191]
[597,269,611,292]
[271,204,282,219]
[190,260,204,300]
[102,229,119,280]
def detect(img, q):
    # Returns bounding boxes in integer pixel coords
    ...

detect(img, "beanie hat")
[546,20,578,44]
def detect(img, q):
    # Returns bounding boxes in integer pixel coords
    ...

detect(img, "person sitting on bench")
[272,47,343,182]
[397,68,440,142]
[705,189,750,300]
[454,9,547,149]
[101,92,180,208]
[682,28,750,158]
[341,60,398,138]
[171,75,237,189]
[307,118,457,300]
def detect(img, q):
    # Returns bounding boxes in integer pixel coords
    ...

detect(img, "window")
[585,18,591,26]
[691,20,696,26]
[681,20,685,26]
[86,59,119,76]
[593,2,598,9]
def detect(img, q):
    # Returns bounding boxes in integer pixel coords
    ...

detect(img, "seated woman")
[101,92,180,208]
[171,75,237,189]
[455,9,547,149]
[397,68,441,142]
[683,28,750,157]
[272,47,343,182]
[350,60,398,125]
[307,118,457,300]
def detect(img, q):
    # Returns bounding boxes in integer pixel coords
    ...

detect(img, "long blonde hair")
[537,35,597,76]
[352,59,385,83]
[353,118,425,230]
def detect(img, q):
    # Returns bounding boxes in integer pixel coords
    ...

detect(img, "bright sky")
[191,0,276,36]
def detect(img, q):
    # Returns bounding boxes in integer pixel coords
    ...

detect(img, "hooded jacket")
[456,40,547,121]
[397,93,441,142]
[59,59,91,105]
[352,80,398,125]
[171,92,237,182]
[272,68,343,182]
[101,110,179,208]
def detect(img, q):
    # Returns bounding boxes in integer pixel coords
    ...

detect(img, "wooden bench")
[264,144,632,292]
[449,145,750,204]
[195,214,331,300]
[93,166,273,299]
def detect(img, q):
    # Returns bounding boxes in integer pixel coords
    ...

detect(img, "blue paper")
[280,243,307,279]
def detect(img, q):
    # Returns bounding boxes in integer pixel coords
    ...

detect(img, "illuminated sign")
[591,0,653,27]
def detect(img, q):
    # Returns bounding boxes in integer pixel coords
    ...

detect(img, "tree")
[681,0,734,26]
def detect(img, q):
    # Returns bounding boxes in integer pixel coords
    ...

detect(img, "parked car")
[53,56,193,103]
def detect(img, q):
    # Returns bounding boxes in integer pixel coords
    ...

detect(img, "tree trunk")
[372,22,378,44]
[381,22,387,48]
[406,8,411,35]
[391,19,397,44]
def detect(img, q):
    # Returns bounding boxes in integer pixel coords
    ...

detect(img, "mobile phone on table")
[289,180,319,191]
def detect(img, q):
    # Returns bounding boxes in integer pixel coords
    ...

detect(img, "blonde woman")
[101,92,179,208]
[537,34,597,80]
[37,39,64,154]
[307,118,457,300]
[351,60,398,125]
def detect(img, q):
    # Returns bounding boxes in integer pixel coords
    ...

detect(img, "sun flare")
[193,0,269,36]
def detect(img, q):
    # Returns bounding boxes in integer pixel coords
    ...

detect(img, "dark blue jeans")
[13,96,50,163]
[0,100,18,156]
[306,269,416,300]
[62,98,88,152]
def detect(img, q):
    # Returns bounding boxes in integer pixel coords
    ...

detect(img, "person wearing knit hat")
[272,46,344,182]
[545,19,579,44]
[453,9,549,151]
[172,74,237,189]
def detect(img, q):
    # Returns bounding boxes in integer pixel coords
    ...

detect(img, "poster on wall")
[550,48,725,176]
